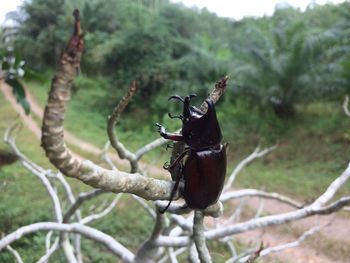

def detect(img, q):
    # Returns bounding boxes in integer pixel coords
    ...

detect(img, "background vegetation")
[1,0,350,262]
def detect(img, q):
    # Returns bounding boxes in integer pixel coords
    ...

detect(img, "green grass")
[225,103,350,200]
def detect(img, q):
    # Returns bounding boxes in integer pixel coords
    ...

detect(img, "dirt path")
[1,82,349,263]
[235,198,350,263]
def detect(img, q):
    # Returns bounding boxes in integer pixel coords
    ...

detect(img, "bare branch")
[134,211,167,262]
[206,196,350,241]
[107,81,138,172]
[225,145,277,190]
[193,211,212,263]
[189,244,200,263]
[167,248,179,263]
[0,222,134,263]
[135,137,168,160]
[4,123,45,174]
[170,214,193,233]
[228,198,247,223]
[5,128,64,223]
[38,237,59,263]
[155,191,350,247]
[200,76,229,111]
[237,223,330,262]
[243,242,263,263]
[132,195,156,219]
[80,194,121,225]
[6,244,23,263]
[63,189,106,223]
[312,162,350,208]
[221,189,302,208]
[343,95,350,117]
[100,141,119,171]
[158,247,187,263]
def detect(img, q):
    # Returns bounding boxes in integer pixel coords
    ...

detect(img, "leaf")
[6,77,26,100]
[20,98,31,115]
[5,77,31,115]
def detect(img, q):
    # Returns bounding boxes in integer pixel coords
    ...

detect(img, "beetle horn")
[183,96,191,117]
[168,95,184,103]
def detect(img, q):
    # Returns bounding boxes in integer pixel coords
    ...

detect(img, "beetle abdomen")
[183,144,226,209]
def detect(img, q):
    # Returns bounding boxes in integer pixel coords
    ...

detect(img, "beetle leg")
[166,150,189,171]
[159,170,182,213]
[156,123,184,141]
[166,143,173,150]
[190,106,204,115]
[168,113,183,120]
[180,204,189,210]
[163,161,170,169]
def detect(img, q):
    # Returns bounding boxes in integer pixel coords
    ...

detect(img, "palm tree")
[233,19,340,119]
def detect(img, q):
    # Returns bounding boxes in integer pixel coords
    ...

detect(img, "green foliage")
[0,47,30,114]
[233,17,342,118]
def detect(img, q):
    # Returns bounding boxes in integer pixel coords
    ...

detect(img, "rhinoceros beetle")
[156,94,227,213]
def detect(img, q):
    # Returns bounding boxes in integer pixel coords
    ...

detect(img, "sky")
[170,0,346,20]
[0,0,347,25]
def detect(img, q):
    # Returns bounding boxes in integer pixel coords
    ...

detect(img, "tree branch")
[134,211,167,262]
[343,95,350,117]
[80,194,121,225]
[5,244,23,263]
[107,81,139,172]
[220,189,302,208]
[224,145,277,190]
[37,237,59,263]
[193,211,212,263]
[0,222,134,263]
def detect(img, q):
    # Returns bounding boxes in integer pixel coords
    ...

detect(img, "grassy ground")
[231,104,350,200]
[2,78,350,262]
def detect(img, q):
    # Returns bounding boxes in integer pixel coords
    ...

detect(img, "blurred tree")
[233,14,340,119]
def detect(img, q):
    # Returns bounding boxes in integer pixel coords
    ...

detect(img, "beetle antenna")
[168,95,184,103]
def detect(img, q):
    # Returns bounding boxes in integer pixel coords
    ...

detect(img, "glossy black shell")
[183,144,227,209]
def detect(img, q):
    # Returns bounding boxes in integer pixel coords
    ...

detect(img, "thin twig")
[0,222,135,263]
[107,81,138,172]
[225,145,277,190]
[221,189,302,209]
[6,244,24,263]
[343,95,350,117]
[37,238,59,263]
[63,189,107,223]
[80,194,121,225]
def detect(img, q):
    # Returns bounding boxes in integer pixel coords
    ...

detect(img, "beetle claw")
[155,123,166,136]
[166,143,173,150]
[163,161,170,170]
